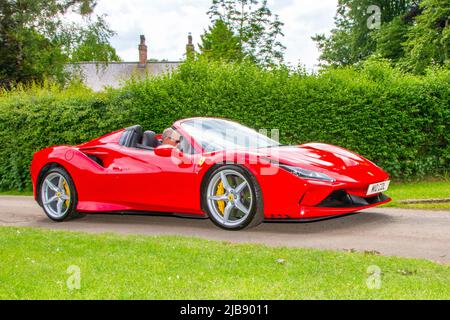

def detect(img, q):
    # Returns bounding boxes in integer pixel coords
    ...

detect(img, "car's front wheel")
[203,165,264,230]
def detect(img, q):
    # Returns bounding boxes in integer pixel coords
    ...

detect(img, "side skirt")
[86,210,209,220]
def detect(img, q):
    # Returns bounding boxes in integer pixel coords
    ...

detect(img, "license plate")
[367,181,390,196]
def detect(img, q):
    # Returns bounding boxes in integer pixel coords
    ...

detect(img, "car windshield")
[180,118,280,152]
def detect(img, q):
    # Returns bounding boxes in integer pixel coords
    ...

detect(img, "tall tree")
[59,16,121,62]
[199,19,245,62]
[312,0,420,67]
[207,0,286,67]
[401,0,450,73]
[373,16,411,63]
[0,0,119,87]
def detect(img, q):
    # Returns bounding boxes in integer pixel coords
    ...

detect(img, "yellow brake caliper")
[63,180,70,207]
[216,181,225,215]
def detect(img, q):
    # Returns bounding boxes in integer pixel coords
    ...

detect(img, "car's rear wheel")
[40,167,80,221]
[204,165,263,230]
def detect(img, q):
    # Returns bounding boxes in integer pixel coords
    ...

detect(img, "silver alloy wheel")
[206,169,253,227]
[41,172,71,219]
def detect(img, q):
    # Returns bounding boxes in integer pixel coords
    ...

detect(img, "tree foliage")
[59,15,120,63]
[401,0,450,73]
[312,0,449,73]
[206,0,286,67]
[0,0,119,87]
[313,0,420,67]
[199,19,245,63]
[373,16,410,63]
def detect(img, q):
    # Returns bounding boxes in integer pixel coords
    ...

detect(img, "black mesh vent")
[318,190,389,208]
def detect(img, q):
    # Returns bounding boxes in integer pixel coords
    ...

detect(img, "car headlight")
[280,165,335,182]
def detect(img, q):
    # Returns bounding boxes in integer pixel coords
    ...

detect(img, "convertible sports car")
[31,117,391,230]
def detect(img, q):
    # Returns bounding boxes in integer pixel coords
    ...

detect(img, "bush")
[0,61,449,190]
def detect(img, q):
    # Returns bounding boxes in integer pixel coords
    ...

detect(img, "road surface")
[1,196,449,263]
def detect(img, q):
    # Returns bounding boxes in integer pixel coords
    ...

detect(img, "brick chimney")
[138,35,147,67]
[186,32,195,60]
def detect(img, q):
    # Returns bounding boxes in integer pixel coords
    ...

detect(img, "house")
[68,34,195,91]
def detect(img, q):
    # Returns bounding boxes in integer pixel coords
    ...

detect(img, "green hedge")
[0,61,449,191]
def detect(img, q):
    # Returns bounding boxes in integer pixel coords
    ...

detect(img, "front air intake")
[318,190,389,208]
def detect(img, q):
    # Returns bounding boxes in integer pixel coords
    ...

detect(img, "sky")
[89,0,338,69]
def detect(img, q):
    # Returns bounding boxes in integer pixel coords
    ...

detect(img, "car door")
[75,143,132,208]
[109,141,202,213]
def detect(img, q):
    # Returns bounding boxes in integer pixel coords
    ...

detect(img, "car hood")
[257,143,389,183]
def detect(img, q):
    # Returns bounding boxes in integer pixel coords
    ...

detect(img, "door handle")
[112,166,122,172]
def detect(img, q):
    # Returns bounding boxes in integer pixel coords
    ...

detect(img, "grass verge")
[385,180,450,210]
[0,190,33,196]
[0,226,449,299]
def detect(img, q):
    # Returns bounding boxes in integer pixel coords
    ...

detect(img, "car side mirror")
[154,145,175,157]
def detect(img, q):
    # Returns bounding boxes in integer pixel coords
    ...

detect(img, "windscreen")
[180,118,280,152]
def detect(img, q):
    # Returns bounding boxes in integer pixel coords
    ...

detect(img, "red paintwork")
[31,117,391,220]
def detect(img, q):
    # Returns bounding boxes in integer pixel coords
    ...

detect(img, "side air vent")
[84,154,104,167]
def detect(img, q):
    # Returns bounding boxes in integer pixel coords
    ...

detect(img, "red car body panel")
[31,118,391,220]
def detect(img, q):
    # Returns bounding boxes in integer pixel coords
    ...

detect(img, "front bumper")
[318,190,390,208]
[265,189,391,220]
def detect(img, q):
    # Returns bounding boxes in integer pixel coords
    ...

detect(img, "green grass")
[0,190,33,196]
[0,227,449,300]
[385,180,450,210]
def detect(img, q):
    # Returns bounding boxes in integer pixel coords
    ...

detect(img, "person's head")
[162,128,180,147]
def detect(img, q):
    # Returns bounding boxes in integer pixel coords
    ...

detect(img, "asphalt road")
[1,196,449,263]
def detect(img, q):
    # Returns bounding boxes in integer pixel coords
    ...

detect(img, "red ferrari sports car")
[31,117,391,230]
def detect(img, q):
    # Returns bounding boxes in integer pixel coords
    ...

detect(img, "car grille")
[317,190,389,208]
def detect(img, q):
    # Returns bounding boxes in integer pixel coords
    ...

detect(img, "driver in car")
[161,128,181,147]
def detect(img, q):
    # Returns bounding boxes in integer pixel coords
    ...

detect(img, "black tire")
[38,167,82,222]
[203,165,264,230]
